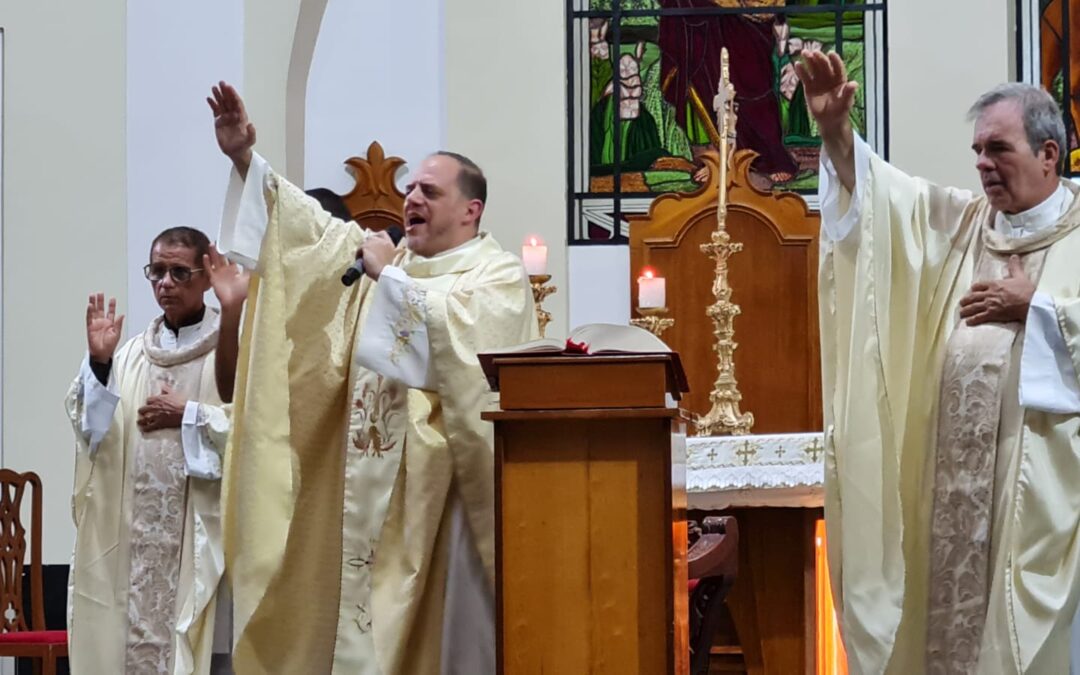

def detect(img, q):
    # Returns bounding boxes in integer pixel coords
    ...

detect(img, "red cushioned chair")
[0,470,66,675]
[688,515,738,675]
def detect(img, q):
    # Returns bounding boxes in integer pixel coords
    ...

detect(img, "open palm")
[794,50,858,132]
[204,244,250,311]
[207,81,256,161]
[86,293,124,362]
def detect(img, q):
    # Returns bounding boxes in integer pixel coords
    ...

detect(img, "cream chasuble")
[219,159,536,674]
[821,136,1080,674]
[64,313,228,675]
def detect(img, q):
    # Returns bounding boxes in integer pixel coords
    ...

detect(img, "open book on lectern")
[478,323,687,396]
[489,323,671,356]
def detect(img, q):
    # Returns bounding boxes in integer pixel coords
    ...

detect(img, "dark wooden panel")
[692,508,821,675]
[629,150,822,434]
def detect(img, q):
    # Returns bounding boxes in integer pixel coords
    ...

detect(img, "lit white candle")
[638,268,666,309]
[522,236,548,275]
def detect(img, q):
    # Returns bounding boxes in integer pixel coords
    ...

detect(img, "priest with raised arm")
[65,227,232,674]
[207,82,536,674]
[800,51,1080,673]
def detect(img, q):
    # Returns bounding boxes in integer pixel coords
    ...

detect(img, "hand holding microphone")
[342,226,405,286]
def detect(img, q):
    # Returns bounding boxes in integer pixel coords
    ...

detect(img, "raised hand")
[204,244,250,312]
[86,293,124,363]
[206,243,249,404]
[207,81,256,175]
[794,50,858,134]
[795,50,857,191]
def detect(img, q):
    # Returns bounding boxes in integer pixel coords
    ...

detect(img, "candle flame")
[528,236,540,247]
[641,267,656,280]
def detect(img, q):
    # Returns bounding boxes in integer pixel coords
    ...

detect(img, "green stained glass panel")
[579,3,884,209]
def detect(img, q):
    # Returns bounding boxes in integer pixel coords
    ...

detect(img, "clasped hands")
[959,255,1035,326]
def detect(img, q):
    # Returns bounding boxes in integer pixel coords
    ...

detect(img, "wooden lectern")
[481,353,690,674]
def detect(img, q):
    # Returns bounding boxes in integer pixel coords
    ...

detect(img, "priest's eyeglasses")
[143,264,204,284]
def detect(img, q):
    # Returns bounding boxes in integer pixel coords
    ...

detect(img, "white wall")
[243,0,315,181]
[305,0,443,194]
[127,1,244,333]
[445,0,568,338]
[3,0,128,563]
[569,246,630,328]
[888,0,1011,191]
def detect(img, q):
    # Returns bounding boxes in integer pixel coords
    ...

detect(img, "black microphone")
[341,227,405,286]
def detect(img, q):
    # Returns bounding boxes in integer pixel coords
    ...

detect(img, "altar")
[686,432,823,510]
[683,432,841,674]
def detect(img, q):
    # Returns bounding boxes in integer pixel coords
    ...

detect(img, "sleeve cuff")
[354,266,434,389]
[181,401,225,480]
[89,358,112,387]
[79,355,120,457]
[219,151,272,270]
[1019,292,1080,414]
[819,133,871,243]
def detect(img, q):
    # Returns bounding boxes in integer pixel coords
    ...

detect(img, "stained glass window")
[1018,0,1080,175]
[568,0,889,243]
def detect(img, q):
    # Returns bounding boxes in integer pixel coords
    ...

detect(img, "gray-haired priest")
[798,50,1080,673]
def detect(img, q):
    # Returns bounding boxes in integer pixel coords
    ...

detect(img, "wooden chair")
[688,516,739,675]
[0,471,66,675]
[341,141,406,232]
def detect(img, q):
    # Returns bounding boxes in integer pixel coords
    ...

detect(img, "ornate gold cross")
[693,47,754,437]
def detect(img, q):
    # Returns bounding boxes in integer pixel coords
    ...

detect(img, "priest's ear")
[196,261,213,293]
[465,198,485,229]
[1040,137,1063,176]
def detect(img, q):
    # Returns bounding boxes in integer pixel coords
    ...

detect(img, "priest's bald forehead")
[150,226,211,263]
[431,151,487,204]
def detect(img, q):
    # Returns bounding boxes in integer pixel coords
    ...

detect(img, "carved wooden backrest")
[628,150,822,433]
[341,142,406,232]
[0,470,43,633]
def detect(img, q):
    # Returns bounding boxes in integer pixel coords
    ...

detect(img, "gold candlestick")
[694,47,754,437]
[529,274,557,338]
[630,307,675,338]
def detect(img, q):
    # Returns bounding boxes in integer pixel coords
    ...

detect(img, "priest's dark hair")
[306,187,354,223]
[150,226,211,263]
[434,151,487,205]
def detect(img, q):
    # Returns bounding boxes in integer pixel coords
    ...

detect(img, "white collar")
[994,183,1072,237]
[158,311,214,352]
[425,233,482,260]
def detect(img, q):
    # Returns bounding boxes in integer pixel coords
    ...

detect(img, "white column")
[127,1,244,332]
[305,0,444,194]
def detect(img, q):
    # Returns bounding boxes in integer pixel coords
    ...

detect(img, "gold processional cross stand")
[693,47,754,437]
